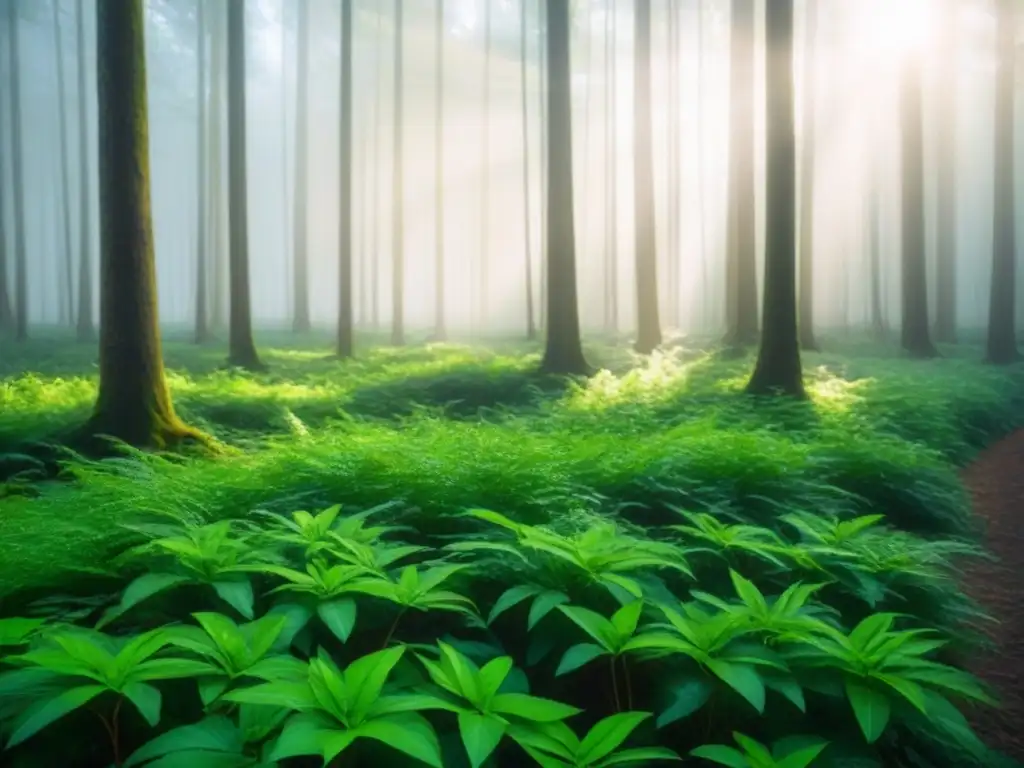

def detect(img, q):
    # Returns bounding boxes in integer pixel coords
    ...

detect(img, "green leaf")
[225,681,318,711]
[346,646,406,721]
[556,644,609,676]
[705,660,765,713]
[689,744,749,768]
[845,679,890,743]
[132,658,220,682]
[610,602,644,640]
[317,599,357,643]
[558,606,618,651]
[490,693,581,722]
[199,678,229,707]
[599,573,645,601]
[763,673,806,713]
[124,716,243,767]
[359,713,444,768]
[7,685,107,747]
[595,746,681,766]
[729,571,768,614]
[99,573,191,629]
[267,713,333,761]
[212,580,254,620]
[0,617,45,646]
[478,656,514,701]
[458,712,507,768]
[123,682,163,727]
[579,712,651,764]
[265,602,312,651]
[528,591,570,631]
[488,585,543,625]
[141,753,255,768]
[775,740,829,768]
[439,642,482,706]
[656,679,713,728]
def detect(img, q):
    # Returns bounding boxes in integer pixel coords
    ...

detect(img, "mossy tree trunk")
[539,0,589,376]
[6,0,28,342]
[725,0,759,347]
[336,0,354,358]
[632,0,662,355]
[986,0,1019,364]
[435,0,447,341]
[798,0,818,351]
[84,0,200,449]
[292,0,311,334]
[226,0,263,370]
[75,0,94,341]
[933,0,957,345]
[519,0,536,341]
[900,55,938,359]
[391,0,405,346]
[194,0,209,344]
[746,0,805,398]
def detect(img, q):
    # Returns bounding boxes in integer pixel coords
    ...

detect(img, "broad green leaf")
[732,734,773,764]
[267,713,333,761]
[240,615,288,663]
[579,712,651,765]
[124,715,243,767]
[599,573,645,601]
[7,685,107,747]
[689,744,749,768]
[705,660,765,713]
[488,585,543,625]
[558,606,618,651]
[729,571,769,614]
[763,673,806,713]
[848,614,895,652]
[317,599,357,643]
[225,681,319,711]
[610,602,644,640]
[199,678,230,706]
[528,591,570,631]
[359,713,444,768]
[265,602,312,651]
[347,646,406,721]
[439,642,482,705]
[458,712,507,768]
[845,679,890,743]
[193,613,247,666]
[0,617,45,646]
[776,740,829,768]
[596,746,681,766]
[123,682,163,727]
[131,658,220,682]
[490,693,581,722]
[212,580,255,620]
[478,656,514,701]
[656,679,712,728]
[99,573,190,628]
[556,643,608,676]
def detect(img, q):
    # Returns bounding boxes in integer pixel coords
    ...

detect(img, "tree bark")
[209,1,227,331]
[606,1,618,334]
[194,0,209,344]
[539,0,548,332]
[933,0,957,344]
[746,0,805,398]
[986,0,1018,364]
[798,0,818,351]
[0,11,12,332]
[725,0,759,347]
[633,0,662,354]
[75,0,93,340]
[6,0,28,341]
[666,0,681,329]
[434,0,447,340]
[336,0,354,358]
[83,0,200,449]
[539,0,588,376]
[391,0,405,346]
[371,11,383,329]
[53,0,75,327]
[292,0,311,333]
[520,0,536,340]
[900,55,938,359]
[226,0,263,369]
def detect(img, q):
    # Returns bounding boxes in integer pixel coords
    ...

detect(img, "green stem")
[111,696,124,767]
[609,655,622,712]
[382,608,405,649]
[621,656,633,710]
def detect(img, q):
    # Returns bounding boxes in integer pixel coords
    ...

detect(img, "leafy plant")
[691,732,828,768]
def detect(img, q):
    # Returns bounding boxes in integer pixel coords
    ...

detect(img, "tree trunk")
[6,0,28,341]
[83,0,200,449]
[869,179,885,339]
[391,0,405,346]
[226,0,263,369]
[900,55,937,359]
[371,11,382,330]
[53,0,75,327]
[986,0,1018,364]
[539,0,588,376]
[798,0,818,351]
[292,0,311,333]
[933,0,957,344]
[666,0,681,329]
[194,0,209,344]
[336,0,354,358]
[209,1,227,331]
[539,0,548,332]
[725,0,759,347]
[479,0,491,330]
[746,0,805,398]
[633,0,662,354]
[0,13,12,332]
[520,0,536,341]
[606,1,618,334]
[434,0,447,340]
[75,0,93,340]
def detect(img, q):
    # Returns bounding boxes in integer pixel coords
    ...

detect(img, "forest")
[1,0,1023,766]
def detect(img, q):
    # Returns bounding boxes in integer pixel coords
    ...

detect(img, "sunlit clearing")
[804,366,871,413]
[565,350,693,412]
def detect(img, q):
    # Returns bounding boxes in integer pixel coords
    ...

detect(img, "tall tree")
[226,0,263,369]
[336,0,354,357]
[292,0,311,333]
[538,0,548,331]
[665,0,681,328]
[746,0,805,397]
[933,0,958,344]
[633,0,661,354]
[539,0,588,375]
[519,0,536,340]
[868,178,886,338]
[604,0,618,334]
[75,0,93,340]
[391,0,405,346]
[900,51,937,358]
[208,1,227,331]
[371,10,383,329]
[83,0,200,448]
[434,0,446,340]
[0,11,12,332]
[53,0,74,326]
[798,0,818,350]
[986,0,1018,364]
[479,0,491,329]
[725,0,759,346]
[194,0,209,344]
[6,0,28,341]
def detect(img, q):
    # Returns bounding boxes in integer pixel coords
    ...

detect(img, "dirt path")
[963,430,1024,762]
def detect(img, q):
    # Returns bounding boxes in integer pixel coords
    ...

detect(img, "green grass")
[2,329,1022,609]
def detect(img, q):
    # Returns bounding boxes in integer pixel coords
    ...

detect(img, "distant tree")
[798,0,818,351]
[933,0,958,344]
[986,0,1018,364]
[5,0,28,342]
[53,0,74,326]
[746,0,805,398]
[226,0,263,369]
[479,0,492,329]
[336,0,354,358]
[539,0,588,375]
[665,0,681,329]
[900,51,937,358]
[208,1,227,331]
[75,0,93,341]
[434,0,446,340]
[519,0,536,340]
[538,0,548,332]
[292,0,311,334]
[0,14,12,332]
[868,183,886,339]
[371,10,383,329]
[82,0,200,448]
[604,0,618,334]
[194,0,209,344]
[632,0,662,355]
[391,0,405,346]
[725,0,759,347]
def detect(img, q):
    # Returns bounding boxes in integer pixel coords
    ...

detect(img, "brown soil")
[962,430,1024,762]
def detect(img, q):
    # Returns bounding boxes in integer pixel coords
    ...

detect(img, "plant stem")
[382,609,405,649]
[621,656,633,710]
[111,697,124,767]
[609,656,621,712]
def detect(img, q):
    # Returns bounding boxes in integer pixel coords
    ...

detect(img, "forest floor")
[2,328,1024,766]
